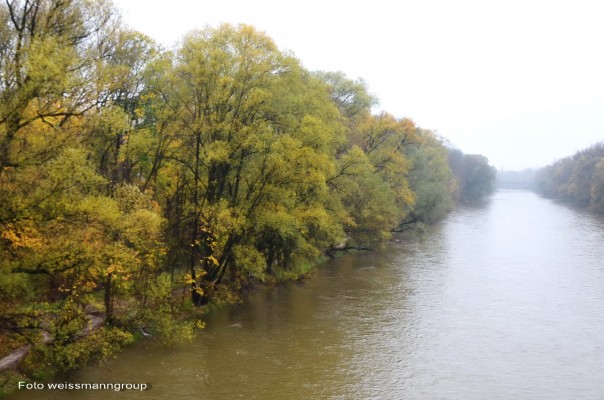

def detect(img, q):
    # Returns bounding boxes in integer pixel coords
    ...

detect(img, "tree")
[86,30,159,185]
[402,129,455,226]
[448,149,496,202]
[0,1,185,368]
[145,24,348,303]
[0,0,117,172]
[314,70,376,124]
[536,142,604,212]
[326,112,416,249]
[590,159,604,213]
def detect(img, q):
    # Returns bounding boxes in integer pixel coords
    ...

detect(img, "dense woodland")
[536,143,604,212]
[0,0,496,382]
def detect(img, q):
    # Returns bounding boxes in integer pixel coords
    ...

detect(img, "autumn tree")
[142,24,348,303]
[0,4,503,380]
[448,149,496,202]
[536,143,604,212]
[401,129,456,227]
[0,0,185,369]
[0,0,118,171]
[314,70,376,126]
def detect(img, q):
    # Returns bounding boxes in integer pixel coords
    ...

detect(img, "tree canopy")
[536,143,604,212]
[0,0,496,384]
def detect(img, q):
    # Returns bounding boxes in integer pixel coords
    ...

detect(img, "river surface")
[11,190,604,399]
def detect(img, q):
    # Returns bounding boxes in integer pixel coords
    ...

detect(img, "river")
[10,190,604,399]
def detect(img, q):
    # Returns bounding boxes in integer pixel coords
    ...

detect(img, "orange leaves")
[1,224,43,251]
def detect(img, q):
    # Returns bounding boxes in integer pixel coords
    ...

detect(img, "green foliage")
[536,143,604,212]
[21,326,133,379]
[448,149,496,203]
[0,2,497,382]
[326,111,417,248]
[0,369,25,397]
[402,130,456,225]
[590,159,604,213]
[127,273,198,346]
[314,70,377,123]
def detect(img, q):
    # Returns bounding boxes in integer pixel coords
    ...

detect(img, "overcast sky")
[113,0,604,170]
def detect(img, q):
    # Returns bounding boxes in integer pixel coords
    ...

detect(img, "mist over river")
[11,190,604,400]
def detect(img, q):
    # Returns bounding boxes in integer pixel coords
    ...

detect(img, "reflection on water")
[10,190,604,399]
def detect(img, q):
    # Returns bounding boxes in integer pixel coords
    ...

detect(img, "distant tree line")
[0,0,496,382]
[536,143,604,212]
[447,149,497,203]
[496,169,537,190]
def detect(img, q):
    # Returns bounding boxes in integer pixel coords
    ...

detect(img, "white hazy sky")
[113,0,604,170]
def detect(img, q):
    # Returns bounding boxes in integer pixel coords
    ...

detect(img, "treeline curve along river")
[10,190,604,399]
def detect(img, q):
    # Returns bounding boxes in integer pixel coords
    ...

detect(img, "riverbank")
[1,234,414,398]
[0,250,335,397]
[7,190,602,400]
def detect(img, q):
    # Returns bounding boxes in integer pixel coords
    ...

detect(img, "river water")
[11,190,604,399]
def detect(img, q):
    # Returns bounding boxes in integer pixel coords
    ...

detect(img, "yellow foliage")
[1,225,43,250]
[183,274,195,284]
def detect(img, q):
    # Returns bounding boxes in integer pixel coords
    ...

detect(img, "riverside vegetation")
[536,143,604,213]
[0,0,496,390]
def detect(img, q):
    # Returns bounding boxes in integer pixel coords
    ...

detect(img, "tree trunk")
[190,129,203,305]
[104,272,113,325]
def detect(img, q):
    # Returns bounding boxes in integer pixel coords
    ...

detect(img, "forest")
[0,0,496,384]
[536,142,604,212]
